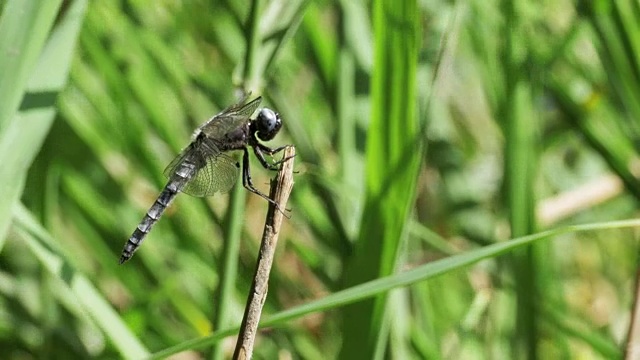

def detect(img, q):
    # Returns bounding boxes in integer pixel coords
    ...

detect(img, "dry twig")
[233,146,295,360]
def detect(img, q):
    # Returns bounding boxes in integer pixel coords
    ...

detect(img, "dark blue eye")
[256,108,282,141]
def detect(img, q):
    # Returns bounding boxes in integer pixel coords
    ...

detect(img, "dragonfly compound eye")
[256,108,282,141]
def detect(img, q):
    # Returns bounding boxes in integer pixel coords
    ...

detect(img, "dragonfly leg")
[256,143,289,155]
[253,144,295,171]
[242,147,287,214]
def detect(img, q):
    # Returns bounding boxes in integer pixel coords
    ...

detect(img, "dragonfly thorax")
[252,108,282,142]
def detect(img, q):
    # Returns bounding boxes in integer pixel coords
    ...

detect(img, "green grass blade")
[241,0,264,91]
[211,181,245,360]
[150,219,640,358]
[340,0,422,357]
[501,0,540,355]
[0,119,49,248]
[13,204,149,359]
[0,0,76,245]
[0,0,62,130]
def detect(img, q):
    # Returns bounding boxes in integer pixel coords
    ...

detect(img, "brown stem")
[233,146,295,360]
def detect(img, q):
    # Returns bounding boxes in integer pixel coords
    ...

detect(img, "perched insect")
[120,95,290,264]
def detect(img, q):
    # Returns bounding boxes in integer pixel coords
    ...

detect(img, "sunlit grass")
[2,0,640,359]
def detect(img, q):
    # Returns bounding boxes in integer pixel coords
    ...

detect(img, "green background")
[2,0,640,359]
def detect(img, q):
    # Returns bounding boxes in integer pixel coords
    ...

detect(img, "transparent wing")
[181,153,239,197]
[163,147,239,197]
[222,94,261,118]
[199,96,262,139]
[161,95,255,197]
[163,142,204,179]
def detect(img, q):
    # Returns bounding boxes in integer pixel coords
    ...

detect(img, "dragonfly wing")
[163,143,202,179]
[221,95,262,118]
[199,97,262,139]
[163,95,256,197]
[181,152,240,197]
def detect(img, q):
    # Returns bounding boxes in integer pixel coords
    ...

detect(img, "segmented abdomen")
[119,162,195,264]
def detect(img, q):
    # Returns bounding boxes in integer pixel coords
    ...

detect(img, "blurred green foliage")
[2,0,640,359]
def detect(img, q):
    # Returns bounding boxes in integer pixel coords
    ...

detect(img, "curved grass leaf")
[13,203,149,359]
[148,219,640,359]
[0,0,63,247]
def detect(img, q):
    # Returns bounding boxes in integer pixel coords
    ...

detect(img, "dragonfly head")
[254,108,282,141]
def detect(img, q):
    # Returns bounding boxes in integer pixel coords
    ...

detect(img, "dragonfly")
[119,94,290,264]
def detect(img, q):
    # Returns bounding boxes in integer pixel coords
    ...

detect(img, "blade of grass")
[500,1,542,358]
[0,0,77,246]
[336,0,359,237]
[149,219,640,359]
[1,2,146,356]
[0,0,63,248]
[0,0,62,130]
[241,0,264,91]
[211,179,245,360]
[301,1,338,94]
[505,82,539,360]
[340,0,421,358]
[213,1,269,358]
[261,0,312,78]
[13,203,149,359]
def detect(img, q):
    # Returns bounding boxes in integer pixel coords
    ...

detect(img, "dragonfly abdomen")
[119,163,196,264]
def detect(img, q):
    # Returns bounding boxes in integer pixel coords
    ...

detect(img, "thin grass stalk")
[262,0,312,78]
[505,85,538,359]
[242,0,264,91]
[336,2,358,236]
[211,181,245,359]
[501,0,539,358]
[211,0,262,359]
[211,2,266,357]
